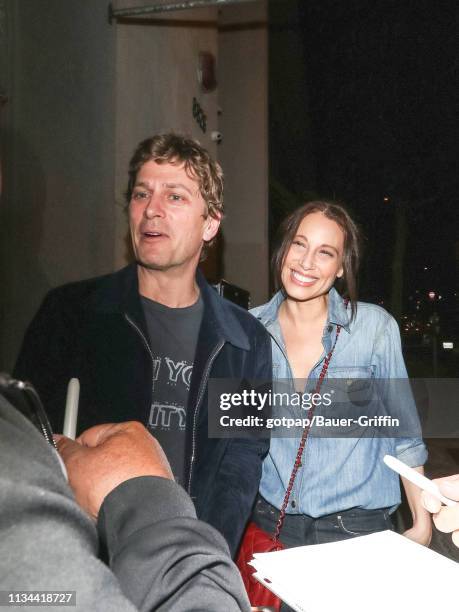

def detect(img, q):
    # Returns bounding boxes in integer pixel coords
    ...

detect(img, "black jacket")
[14,264,272,555]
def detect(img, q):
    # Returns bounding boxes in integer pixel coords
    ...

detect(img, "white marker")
[63,378,80,440]
[384,455,456,507]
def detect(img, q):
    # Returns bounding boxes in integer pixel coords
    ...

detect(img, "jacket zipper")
[15,379,57,448]
[125,313,225,496]
[124,314,156,409]
[187,339,225,495]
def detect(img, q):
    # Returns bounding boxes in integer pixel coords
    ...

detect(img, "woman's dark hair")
[272,200,361,319]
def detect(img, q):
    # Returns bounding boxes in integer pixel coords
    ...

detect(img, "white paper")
[249,530,458,612]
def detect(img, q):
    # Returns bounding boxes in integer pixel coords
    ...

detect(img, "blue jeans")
[252,495,394,547]
[252,496,394,611]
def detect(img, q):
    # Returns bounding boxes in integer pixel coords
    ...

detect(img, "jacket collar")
[89,263,250,350]
[196,270,251,351]
[255,286,351,333]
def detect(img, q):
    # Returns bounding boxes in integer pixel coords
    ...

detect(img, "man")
[0,389,251,611]
[14,133,271,555]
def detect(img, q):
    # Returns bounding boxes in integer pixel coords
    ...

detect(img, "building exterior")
[0,0,269,370]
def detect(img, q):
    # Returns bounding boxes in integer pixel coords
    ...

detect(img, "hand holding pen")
[421,474,459,548]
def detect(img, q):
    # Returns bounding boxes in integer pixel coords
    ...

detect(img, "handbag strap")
[271,304,347,543]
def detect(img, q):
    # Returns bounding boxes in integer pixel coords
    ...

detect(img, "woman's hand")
[401,465,432,547]
[421,474,459,547]
[403,523,432,546]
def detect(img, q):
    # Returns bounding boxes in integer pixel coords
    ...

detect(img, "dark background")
[269,0,458,325]
[269,2,459,562]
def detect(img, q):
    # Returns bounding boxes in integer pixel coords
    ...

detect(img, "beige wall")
[113,4,219,267]
[218,2,269,306]
[113,1,269,306]
[0,0,269,370]
[0,0,116,370]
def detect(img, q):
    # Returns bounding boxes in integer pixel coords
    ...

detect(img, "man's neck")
[137,265,200,308]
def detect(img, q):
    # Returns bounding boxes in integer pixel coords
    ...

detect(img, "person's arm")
[57,421,251,611]
[1,396,250,611]
[401,467,433,546]
[202,327,272,557]
[99,477,251,611]
[374,314,431,545]
[422,474,459,547]
[199,435,270,557]
[0,395,137,612]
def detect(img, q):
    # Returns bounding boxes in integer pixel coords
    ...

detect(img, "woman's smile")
[290,269,319,286]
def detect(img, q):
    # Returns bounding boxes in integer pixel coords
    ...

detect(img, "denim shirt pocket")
[320,366,377,428]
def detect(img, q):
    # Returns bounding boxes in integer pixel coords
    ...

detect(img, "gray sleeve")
[0,393,250,611]
[98,477,251,612]
[0,394,137,612]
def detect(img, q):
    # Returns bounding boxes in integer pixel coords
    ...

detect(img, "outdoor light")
[442,342,454,350]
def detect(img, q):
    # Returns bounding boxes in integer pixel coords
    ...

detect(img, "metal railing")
[109,0,258,22]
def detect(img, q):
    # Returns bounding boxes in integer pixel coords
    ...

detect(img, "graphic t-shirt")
[141,294,203,485]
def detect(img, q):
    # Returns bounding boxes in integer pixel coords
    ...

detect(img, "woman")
[250,200,431,550]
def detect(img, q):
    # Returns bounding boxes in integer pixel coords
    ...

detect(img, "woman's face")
[281,211,345,302]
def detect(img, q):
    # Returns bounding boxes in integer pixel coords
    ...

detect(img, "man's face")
[129,160,220,274]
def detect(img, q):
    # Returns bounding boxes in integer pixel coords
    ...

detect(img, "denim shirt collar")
[255,287,351,333]
[327,288,352,332]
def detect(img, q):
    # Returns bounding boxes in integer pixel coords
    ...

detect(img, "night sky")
[269,0,458,316]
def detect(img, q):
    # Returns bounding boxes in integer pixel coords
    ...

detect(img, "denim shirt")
[250,288,427,517]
